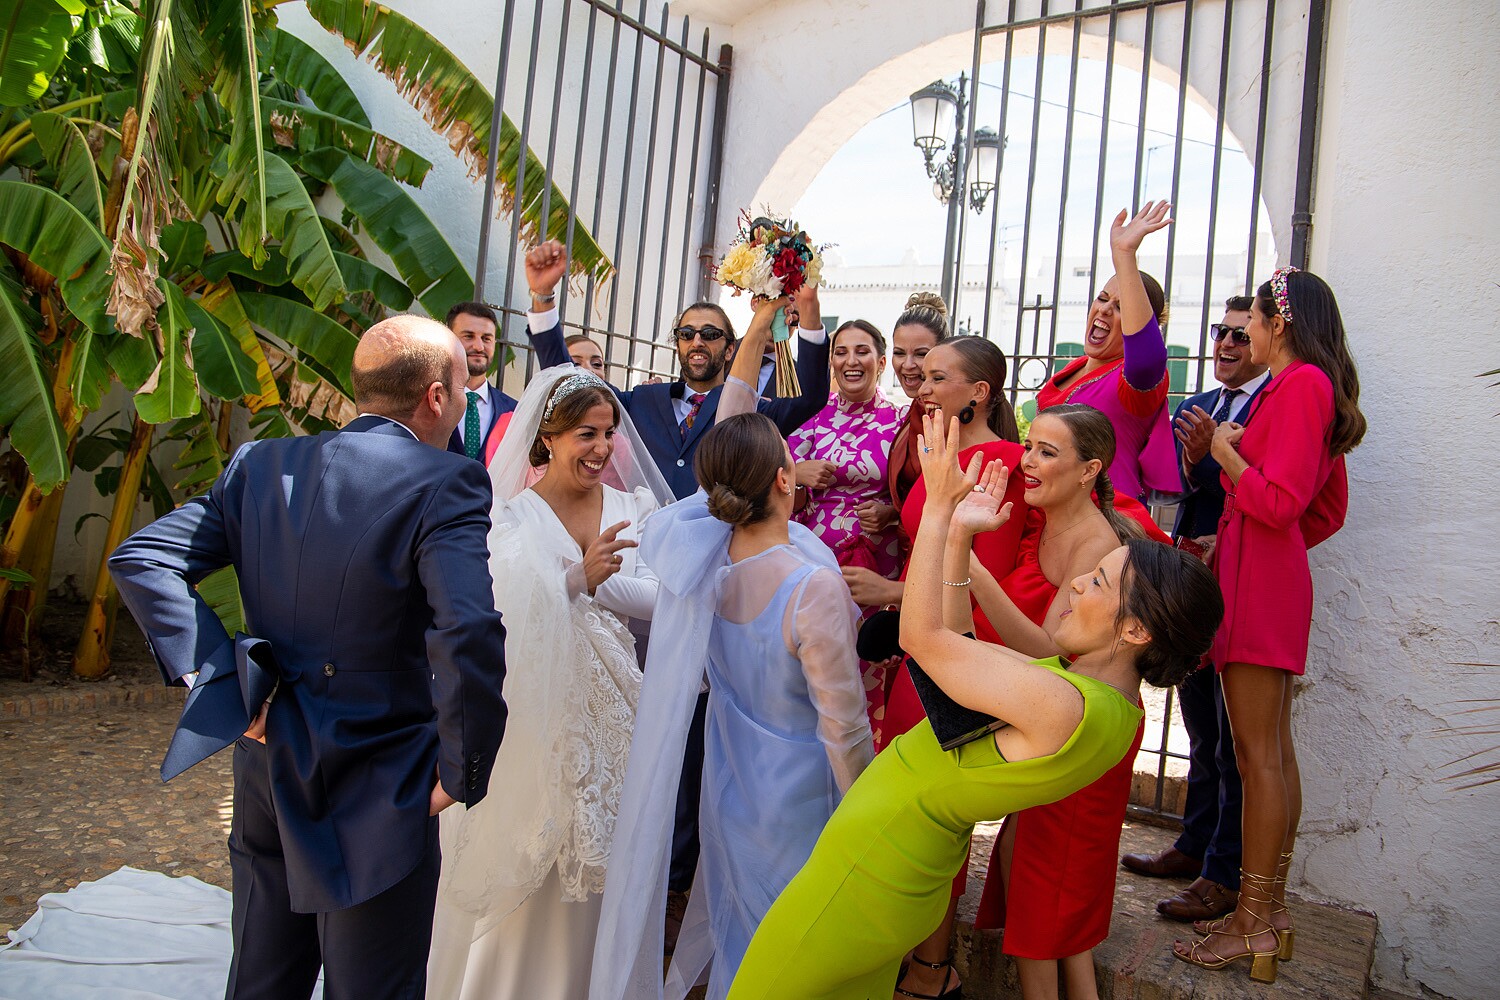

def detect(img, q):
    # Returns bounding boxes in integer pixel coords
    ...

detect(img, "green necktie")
[464,390,482,460]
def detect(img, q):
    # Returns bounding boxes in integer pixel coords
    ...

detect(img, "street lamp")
[908,74,1004,309]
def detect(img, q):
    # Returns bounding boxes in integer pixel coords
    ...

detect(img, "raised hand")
[796,460,836,490]
[1209,420,1245,465]
[1174,405,1217,466]
[917,412,982,509]
[789,281,821,331]
[581,520,637,592]
[952,459,1014,537]
[525,240,569,300]
[1109,200,1174,255]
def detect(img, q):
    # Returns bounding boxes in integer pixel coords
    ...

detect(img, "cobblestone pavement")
[0,697,232,936]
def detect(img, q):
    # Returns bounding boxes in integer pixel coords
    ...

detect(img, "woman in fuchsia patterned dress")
[789,319,903,741]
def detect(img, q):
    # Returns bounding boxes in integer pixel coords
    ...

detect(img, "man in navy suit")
[110,316,508,1000]
[521,240,830,499]
[1122,295,1268,924]
[445,301,518,465]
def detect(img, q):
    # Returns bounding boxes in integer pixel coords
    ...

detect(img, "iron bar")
[559,0,600,328]
[502,0,547,367]
[1081,3,1118,352]
[605,0,649,370]
[648,16,691,367]
[673,29,711,319]
[979,0,1189,35]
[581,1,626,342]
[1130,4,1155,207]
[1290,0,1327,266]
[697,44,733,300]
[1193,0,1236,392]
[1244,0,1276,290]
[1007,1,1051,375]
[1040,1,1085,370]
[574,0,726,72]
[473,0,519,303]
[979,0,1018,351]
[625,4,671,371]
[1159,0,1194,306]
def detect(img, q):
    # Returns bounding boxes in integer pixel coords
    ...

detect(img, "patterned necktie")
[464,390,482,459]
[1212,387,1242,425]
[681,392,707,439]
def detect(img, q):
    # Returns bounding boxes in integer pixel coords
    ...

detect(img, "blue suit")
[529,322,830,498]
[109,415,508,999]
[446,381,517,463]
[1169,379,1265,889]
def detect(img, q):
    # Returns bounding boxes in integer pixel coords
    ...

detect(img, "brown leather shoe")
[1120,845,1200,878]
[663,889,689,955]
[1156,877,1238,922]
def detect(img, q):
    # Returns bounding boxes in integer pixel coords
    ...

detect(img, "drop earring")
[957,399,977,425]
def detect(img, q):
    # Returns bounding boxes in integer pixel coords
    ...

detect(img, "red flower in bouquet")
[772,247,805,294]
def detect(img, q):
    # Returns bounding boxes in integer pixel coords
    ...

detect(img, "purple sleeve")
[1122,315,1167,392]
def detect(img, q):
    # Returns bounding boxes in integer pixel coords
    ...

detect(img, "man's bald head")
[352,315,463,415]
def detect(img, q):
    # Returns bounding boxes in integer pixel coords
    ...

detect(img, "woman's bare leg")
[1060,951,1100,1000]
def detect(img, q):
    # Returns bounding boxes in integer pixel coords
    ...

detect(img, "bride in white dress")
[428,365,673,1000]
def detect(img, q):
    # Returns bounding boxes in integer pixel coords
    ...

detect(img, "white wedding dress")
[427,366,670,1000]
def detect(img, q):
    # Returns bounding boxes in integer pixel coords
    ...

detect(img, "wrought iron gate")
[958,0,1327,820]
[472,0,729,388]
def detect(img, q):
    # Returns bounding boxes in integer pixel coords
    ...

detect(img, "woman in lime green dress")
[729,414,1225,1000]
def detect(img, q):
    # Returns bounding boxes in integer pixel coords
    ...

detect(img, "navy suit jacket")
[447,381,518,462]
[109,416,508,912]
[1172,379,1270,538]
[528,322,830,498]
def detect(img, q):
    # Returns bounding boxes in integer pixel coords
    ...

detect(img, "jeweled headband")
[543,370,610,420]
[1270,266,1298,325]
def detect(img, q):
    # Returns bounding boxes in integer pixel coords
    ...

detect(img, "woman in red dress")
[879,335,1026,1000]
[1174,268,1365,983]
[954,405,1168,1000]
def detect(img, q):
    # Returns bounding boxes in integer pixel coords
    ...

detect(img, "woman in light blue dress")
[590,300,874,1000]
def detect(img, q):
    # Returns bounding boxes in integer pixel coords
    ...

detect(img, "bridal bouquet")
[714,211,828,396]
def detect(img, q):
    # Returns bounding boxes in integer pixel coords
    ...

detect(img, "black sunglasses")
[674,325,727,343]
[1210,323,1251,346]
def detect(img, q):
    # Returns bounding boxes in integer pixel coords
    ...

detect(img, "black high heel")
[895,955,963,1000]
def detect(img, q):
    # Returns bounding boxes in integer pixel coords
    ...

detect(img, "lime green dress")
[727,660,1143,1000]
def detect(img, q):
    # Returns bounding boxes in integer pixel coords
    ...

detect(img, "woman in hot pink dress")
[789,319,904,741]
[1174,268,1364,983]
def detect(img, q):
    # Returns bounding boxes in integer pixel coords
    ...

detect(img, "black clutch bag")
[905,636,1008,751]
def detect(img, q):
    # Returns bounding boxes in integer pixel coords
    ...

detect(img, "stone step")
[953,821,1379,1000]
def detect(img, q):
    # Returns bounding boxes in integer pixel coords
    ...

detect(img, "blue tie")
[1212,388,1241,425]
[464,390,482,460]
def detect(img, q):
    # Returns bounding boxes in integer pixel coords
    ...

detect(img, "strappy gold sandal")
[1194,853,1295,961]
[1174,870,1282,983]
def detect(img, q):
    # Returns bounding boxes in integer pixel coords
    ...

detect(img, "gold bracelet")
[942,578,972,588]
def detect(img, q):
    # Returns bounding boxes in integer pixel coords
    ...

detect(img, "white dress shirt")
[1212,369,1270,423]
[460,383,494,451]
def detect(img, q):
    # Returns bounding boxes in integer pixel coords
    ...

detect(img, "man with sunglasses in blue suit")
[520,240,830,500]
[1121,293,1269,925]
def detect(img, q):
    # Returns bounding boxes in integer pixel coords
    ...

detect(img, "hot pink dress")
[1211,360,1348,674]
[789,389,904,740]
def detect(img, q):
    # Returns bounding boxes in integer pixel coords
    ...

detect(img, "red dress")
[1211,360,1347,674]
[972,503,1162,957]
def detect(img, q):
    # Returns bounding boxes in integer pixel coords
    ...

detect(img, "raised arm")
[899,415,1084,757]
[719,295,787,419]
[759,284,832,433]
[1109,202,1172,394]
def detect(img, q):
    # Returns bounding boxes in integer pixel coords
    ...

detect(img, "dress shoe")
[1120,845,1200,878]
[1157,877,1238,922]
[663,889,689,955]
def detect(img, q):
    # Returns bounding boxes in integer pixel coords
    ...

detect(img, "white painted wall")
[1292,1,1500,996]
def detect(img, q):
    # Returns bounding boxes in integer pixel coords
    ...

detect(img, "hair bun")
[904,291,948,318]
[706,483,755,527]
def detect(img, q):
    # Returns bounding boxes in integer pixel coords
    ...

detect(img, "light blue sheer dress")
[665,546,873,999]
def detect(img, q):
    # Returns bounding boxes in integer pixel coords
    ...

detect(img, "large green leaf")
[335,250,411,310]
[209,0,268,266]
[0,180,112,335]
[107,332,157,390]
[0,0,80,106]
[259,153,345,310]
[134,279,201,423]
[0,269,68,491]
[302,148,471,318]
[200,248,290,286]
[184,294,259,400]
[159,218,207,275]
[69,4,142,75]
[69,325,113,412]
[302,0,614,287]
[199,279,279,410]
[262,96,431,186]
[238,289,358,392]
[30,111,104,224]
[261,27,369,126]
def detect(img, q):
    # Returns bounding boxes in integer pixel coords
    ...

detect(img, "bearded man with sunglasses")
[521,240,830,499]
[1121,293,1269,924]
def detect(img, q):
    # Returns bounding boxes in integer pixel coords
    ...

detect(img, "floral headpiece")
[1270,266,1298,325]
[543,370,610,420]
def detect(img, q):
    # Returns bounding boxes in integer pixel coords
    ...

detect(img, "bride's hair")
[695,413,789,527]
[530,383,619,466]
[1115,539,1223,688]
